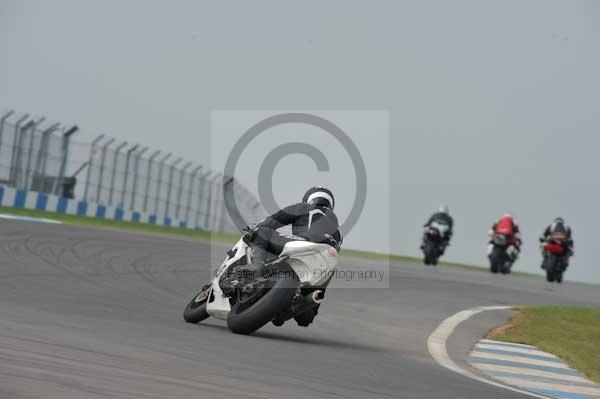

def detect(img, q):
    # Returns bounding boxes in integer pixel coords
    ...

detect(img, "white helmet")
[303,186,335,210]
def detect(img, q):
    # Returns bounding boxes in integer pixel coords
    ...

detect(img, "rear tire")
[183,287,211,324]
[227,264,299,335]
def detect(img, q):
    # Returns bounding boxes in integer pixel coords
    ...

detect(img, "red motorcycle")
[488,221,519,275]
[542,232,569,283]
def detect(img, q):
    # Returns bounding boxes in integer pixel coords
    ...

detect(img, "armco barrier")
[0,184,197,229]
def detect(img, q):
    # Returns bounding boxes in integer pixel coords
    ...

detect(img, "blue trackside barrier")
[0,184,206,230]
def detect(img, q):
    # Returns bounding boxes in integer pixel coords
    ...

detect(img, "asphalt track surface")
[1,220,599,399]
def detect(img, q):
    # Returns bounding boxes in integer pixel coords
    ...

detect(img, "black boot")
[249,246,269,278]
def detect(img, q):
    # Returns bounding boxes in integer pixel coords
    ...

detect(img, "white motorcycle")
[183,233,339,335]
[422,221,450,266]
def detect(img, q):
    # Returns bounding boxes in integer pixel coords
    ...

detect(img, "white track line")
[0,214,62,224]
[475,343,561,359]
[469,351,570,369]
[427,305,553,399]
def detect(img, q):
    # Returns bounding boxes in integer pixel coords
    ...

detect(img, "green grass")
[489,306,600,383]
[0,206,239,243]
[0,205,526,274]
[341,247,534,275]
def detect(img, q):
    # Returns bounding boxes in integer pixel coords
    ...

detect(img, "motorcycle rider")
[488,214,522,261]
[539,217,574,269]
[244,186,342,272]
[421,205,454,254]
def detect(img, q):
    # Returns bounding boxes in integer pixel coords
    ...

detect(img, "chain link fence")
[0,109,264,233]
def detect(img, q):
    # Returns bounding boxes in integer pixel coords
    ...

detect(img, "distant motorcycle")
[488,232,516,274]
[183,232,338,335]
[422,221,449,266]
[542,232,569,283]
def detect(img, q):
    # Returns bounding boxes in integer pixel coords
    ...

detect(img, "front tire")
[489,246,504,274]
[183,286,211,323]
[227,264,299,335]
[423,242,439,267]
[545,256,557,283]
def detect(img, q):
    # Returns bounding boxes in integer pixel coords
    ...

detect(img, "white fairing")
[205,237,338,320]
[280,241,338,286]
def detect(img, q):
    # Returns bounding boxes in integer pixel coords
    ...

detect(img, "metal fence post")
[33,122,60,193]
[0,110,15,149]
[23,117,45,189]
[175,161,192,220]
[13,119,34,188]
[96,137,116,204]
[8,114,30,185]
[154,153,171,217]
[130,146,148,211]
[143,150,161,213]
[164,157,182,221]
[185,165,202,224]
[108,141,127,206]
[83,134,105,202]
[119,144,139,208]
[53,125,79,196]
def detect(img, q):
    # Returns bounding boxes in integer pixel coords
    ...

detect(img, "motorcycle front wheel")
[183,285,211,323]
[423,241,439,266]
[545,256,557,282]
[227,263,299,335]
[489,246,504,274]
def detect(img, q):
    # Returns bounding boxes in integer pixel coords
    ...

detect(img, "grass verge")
[0,206,239,243]
[1,205,525,274]
[341,247,534,275]
[489,306,600,383]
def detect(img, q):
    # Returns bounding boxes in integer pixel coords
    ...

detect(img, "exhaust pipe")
[305,290,324,304]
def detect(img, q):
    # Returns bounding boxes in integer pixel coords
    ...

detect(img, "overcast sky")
[1,0,599,283]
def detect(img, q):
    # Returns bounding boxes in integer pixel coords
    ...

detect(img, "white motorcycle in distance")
[183,233,339,335]
[422,221,450,266]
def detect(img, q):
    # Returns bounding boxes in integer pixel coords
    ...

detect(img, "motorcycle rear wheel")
[227,263,299,335]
